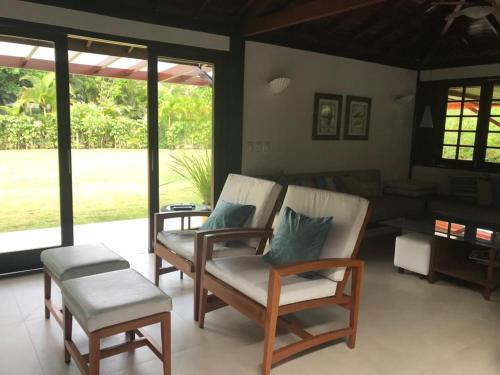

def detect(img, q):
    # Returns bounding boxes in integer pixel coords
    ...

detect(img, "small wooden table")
[383,215,500,300]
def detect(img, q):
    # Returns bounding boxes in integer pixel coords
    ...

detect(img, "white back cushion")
[276,185,369,281]
[217,174,282,230]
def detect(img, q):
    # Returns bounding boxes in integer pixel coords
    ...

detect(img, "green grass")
[0,149,205,232]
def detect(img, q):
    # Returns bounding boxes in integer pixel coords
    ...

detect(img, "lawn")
[0,149,203,232]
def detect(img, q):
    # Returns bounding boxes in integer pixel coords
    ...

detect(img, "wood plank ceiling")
[20,0,500,69]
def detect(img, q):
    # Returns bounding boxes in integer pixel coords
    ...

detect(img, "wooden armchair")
[197,186,371,374]
[154,173,282,320]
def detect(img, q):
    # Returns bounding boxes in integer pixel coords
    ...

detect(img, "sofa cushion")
[369,195,426,222]
[491,178,500,209]
[62,269,172,332]
[41,243,130,282]
[157,230,256,261]
[206,255,337,306]
[263,207,332,274]
[449,175,477,204]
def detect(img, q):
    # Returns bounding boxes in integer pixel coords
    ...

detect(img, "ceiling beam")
[485,14,500,40]
[419,2,464,69]
[244,0,385,37]
[237,0,275,17]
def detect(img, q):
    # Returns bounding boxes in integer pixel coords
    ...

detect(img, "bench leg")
[89,333,100,375]
[63,306,72,364]
[44,270,51,319]
[161,313,171,375]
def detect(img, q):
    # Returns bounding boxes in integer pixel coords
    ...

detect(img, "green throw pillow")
[263,207,332,278]
[200,200,255,230]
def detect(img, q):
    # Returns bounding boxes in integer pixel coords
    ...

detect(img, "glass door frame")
[0,17,241,273]
[0,23,73,274]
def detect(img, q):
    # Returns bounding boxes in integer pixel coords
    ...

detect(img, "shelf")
[434,260,500,287]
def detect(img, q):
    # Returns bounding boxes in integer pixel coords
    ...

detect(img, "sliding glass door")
[67,37,149,255]
[0,23,224,274]
[0,35,62,255]
[157,57,214,231]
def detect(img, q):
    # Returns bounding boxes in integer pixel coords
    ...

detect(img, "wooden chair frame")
[197,209,371,375]
[44,266,65,328]
[63,306,171,375]
[154,194,282,320]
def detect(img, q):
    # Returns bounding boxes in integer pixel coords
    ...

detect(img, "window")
[440,81,500,167]
[442,86,480,161]
[485,84,500,163]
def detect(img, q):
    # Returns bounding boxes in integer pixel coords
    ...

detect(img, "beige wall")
[0,0,229,51]
[242,41,417,181]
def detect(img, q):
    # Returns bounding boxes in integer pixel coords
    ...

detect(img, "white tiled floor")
[1,235,499,375]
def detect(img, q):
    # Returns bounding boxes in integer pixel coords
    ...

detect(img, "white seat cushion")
[157,230,256,261]
[206,255,337,306]
[62,269,172,332]
[41,243,130,282]
[394,232,432,276]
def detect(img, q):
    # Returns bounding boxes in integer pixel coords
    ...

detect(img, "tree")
[18,73,56,115]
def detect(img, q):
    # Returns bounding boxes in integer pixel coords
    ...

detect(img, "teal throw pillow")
[200,200,255,230]
[263,207,332,277]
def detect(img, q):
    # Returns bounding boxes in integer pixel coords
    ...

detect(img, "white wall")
[242,41,417,181]
[421,64,500,81]
[0,0,229,51]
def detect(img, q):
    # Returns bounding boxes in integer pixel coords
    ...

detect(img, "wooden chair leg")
[89,333,100,375]
[198,288,208,328]
[44,270,51,319]
[262,309,279,375]
[347,267,363,349]
[63,306,72,364]
[126,330,136,341]
[155,255,161,286]
[161,313,171,375]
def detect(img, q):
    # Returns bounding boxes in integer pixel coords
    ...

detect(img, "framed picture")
[312,93,343,140]
[344,96,372,140]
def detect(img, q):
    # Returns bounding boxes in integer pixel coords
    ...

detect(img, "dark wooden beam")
[237,0,276,17]
[485,14,500,40]
[349,0,403,41]
[194,0,212,18]
[419,2,464,69]
[244,0,385,37]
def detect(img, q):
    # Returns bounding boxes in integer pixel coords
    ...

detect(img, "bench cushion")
[62,269,172,332]
[206,255,337,306]
[157,230,256,261]
[41,243,130,282]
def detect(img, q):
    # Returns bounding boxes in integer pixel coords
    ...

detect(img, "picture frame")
[344,96,372,140]
[312,93,343,140]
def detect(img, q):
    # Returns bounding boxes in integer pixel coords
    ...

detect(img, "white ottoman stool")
[61,269,172,375]
[394,233,432,276]
[41,243,130,327]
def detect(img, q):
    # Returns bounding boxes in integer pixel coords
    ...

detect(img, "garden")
[0,67,212,233]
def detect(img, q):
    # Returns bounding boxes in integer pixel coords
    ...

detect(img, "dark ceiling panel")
[15,0,500,69]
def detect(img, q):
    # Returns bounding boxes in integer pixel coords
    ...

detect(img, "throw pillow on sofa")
[449,176,477,204]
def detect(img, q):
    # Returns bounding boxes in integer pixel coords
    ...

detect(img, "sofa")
[259,169,427,224]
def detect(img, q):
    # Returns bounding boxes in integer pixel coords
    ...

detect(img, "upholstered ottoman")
[61,269,172,375]
[394,233,432,276]
[41,243,130,327]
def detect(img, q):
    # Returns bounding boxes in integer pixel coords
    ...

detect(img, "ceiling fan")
[433,0,500,21]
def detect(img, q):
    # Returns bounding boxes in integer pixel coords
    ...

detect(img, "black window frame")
[438,78,500,171]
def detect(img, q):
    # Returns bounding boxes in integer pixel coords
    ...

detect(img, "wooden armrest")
[271,258,364,278]
[201,229,273,261]
[154,210,211,233]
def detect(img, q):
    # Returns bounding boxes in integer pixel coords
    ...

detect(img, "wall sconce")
[394,94,414,105]
[268,77,291,94]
